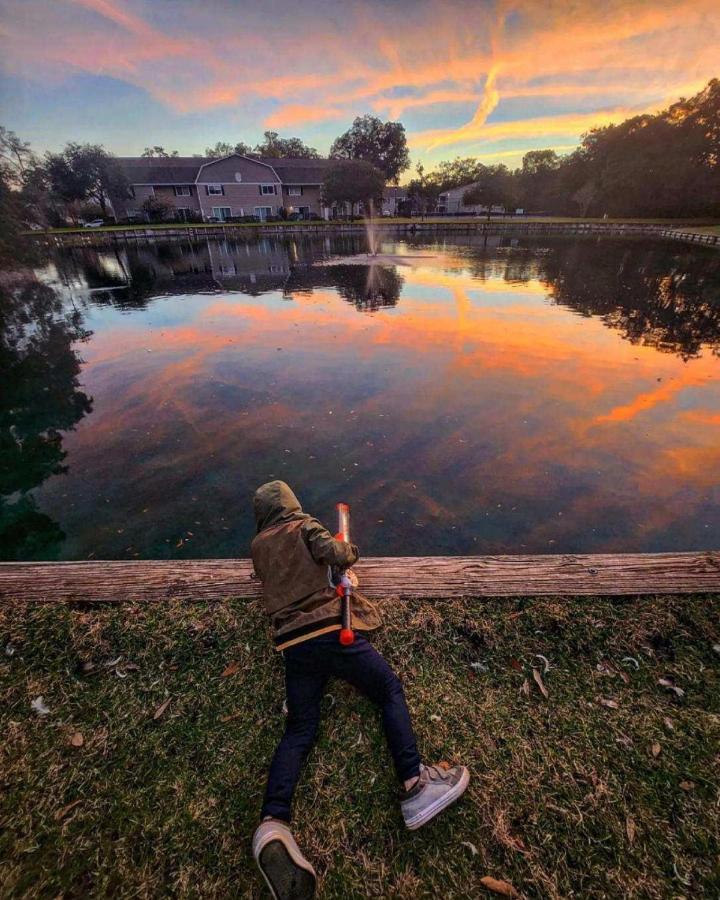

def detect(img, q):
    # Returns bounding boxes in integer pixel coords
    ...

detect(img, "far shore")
[28,215,720,238]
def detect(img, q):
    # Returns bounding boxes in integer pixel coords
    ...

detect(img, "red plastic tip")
[339,629,355,646]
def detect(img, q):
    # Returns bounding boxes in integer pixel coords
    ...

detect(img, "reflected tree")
[285,263,404,311]
[0,279,93,559]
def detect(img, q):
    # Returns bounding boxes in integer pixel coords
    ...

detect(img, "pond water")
[3,232,720,561]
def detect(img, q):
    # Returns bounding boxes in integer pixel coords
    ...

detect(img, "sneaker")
[252,819,317,899]
[400,763,470,830]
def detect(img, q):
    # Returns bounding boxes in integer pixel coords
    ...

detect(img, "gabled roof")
[117,156,203,184]
[116,155,333,185]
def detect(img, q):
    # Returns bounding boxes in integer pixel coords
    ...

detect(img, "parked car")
[82,219,105,228]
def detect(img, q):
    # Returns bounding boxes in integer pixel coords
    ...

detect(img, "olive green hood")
[253,480,304,533]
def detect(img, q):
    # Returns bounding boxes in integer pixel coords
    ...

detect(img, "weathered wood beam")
[1,552,719,603]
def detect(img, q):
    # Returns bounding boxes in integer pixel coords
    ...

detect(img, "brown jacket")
[250,481,381,650]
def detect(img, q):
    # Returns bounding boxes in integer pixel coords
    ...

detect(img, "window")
[211,207,231,221]
[176,207,191,222]
[174,185,192,196]
[260,184,276,195]
[254,206,272,221]
[207,184,223,195]
[287,186,302,196]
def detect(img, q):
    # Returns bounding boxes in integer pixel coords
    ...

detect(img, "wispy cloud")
[0,0,717,163]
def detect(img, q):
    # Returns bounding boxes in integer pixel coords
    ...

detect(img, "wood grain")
[1,552,719,603]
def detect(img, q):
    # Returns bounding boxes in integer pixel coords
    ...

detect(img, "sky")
[0,0,718,174]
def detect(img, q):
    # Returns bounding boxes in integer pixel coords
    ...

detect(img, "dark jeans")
[261,632,421,822]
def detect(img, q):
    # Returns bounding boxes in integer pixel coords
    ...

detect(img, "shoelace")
[423,764,451,782]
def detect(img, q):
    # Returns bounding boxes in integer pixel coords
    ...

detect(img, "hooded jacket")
[250,481,381,651]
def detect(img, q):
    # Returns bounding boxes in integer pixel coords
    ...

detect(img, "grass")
[1,594,718,898]
[31,216,720,236]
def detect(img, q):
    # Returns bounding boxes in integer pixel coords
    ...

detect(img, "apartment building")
[112,153,332,222]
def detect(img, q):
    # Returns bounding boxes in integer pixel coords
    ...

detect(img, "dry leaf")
[54,799,82,821]
[651,742,662,758]
[461,840,479,856]
[626,816,636,845]
[69,732,84,748]
[658,678,685,698]
[663,717,675,731]
[222,661,240,677]
[599,698,619,709]
[679,780,695,791]
[480,876,519,897]
[510,659,523,672]
[520,678,530,698]
[438,760,451,770]
[532,668,548,699]
[153,697,171,720]
[31,696,50,717]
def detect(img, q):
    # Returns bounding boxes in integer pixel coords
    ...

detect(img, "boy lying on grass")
[250,481,469,899]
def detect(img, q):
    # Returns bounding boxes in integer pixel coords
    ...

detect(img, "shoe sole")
[404,767,471,830]
[257,838,316,900]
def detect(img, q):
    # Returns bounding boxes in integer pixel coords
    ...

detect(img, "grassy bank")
[32,216,720,236]
[2,594,718,898]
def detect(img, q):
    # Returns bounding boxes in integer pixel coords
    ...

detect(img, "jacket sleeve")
[302,517,359,569]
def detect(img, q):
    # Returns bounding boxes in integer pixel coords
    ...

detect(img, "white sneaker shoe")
[252,819,316,899]
[400,763,470,830]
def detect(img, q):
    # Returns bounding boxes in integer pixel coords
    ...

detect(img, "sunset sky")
[0,0,718,172]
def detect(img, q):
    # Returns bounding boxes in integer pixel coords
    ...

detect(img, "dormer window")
[207,184,224,195]
[260,184,277,195]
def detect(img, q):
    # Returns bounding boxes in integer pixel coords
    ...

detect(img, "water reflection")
[6,233,720,559]
[0,279,92,559]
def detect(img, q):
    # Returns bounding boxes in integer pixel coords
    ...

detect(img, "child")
[250,481,469,900]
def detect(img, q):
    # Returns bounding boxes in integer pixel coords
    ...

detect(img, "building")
[436,182,506,216]
[112,154,333,223]
[381,186,409,217]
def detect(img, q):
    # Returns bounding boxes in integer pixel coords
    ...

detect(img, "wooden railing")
[1,552,719,603]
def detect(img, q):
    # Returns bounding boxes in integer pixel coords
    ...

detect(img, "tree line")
[0,78,718,251]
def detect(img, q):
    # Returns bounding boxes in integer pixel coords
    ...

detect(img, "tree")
[44,144,129,218]
[431,156,486,191]
[205,140,252,158]
[406,163,440,219]
[0,126,35,187]
[330,115,409,183]
[141,194,176,222]
[322,159,385,216]
[141,146,179,158]
[253,131,319,158]
[462,165,516,219]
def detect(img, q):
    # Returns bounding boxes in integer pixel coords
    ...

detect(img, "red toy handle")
[336,502,355,646]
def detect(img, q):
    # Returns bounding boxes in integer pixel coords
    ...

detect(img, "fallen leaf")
[438,760,451,770]
[153,697,171,720]
[461,840,479,856]
[658,678,685,698]
[599,698,619,709]
[532,668,548,698]
[54,799,82,821]
[663,716,675,731]
[520,678,530,698]
[222,661,240,677]
[651,742,662,758]
[480,876,519,897]
[626,816,636,845]
[712,643,720,655]
[31,696,50,717]
[679,780,695,791]
[69,732,84,748]
[534,654,550,674]
[509,659,523,672]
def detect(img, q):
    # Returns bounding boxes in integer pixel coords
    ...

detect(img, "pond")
[3,232,720,561]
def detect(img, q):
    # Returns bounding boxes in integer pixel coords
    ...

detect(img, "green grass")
[1,594,718,898]
[30,216,720,236]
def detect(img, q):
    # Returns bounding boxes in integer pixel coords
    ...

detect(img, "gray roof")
[117,155,332,185]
